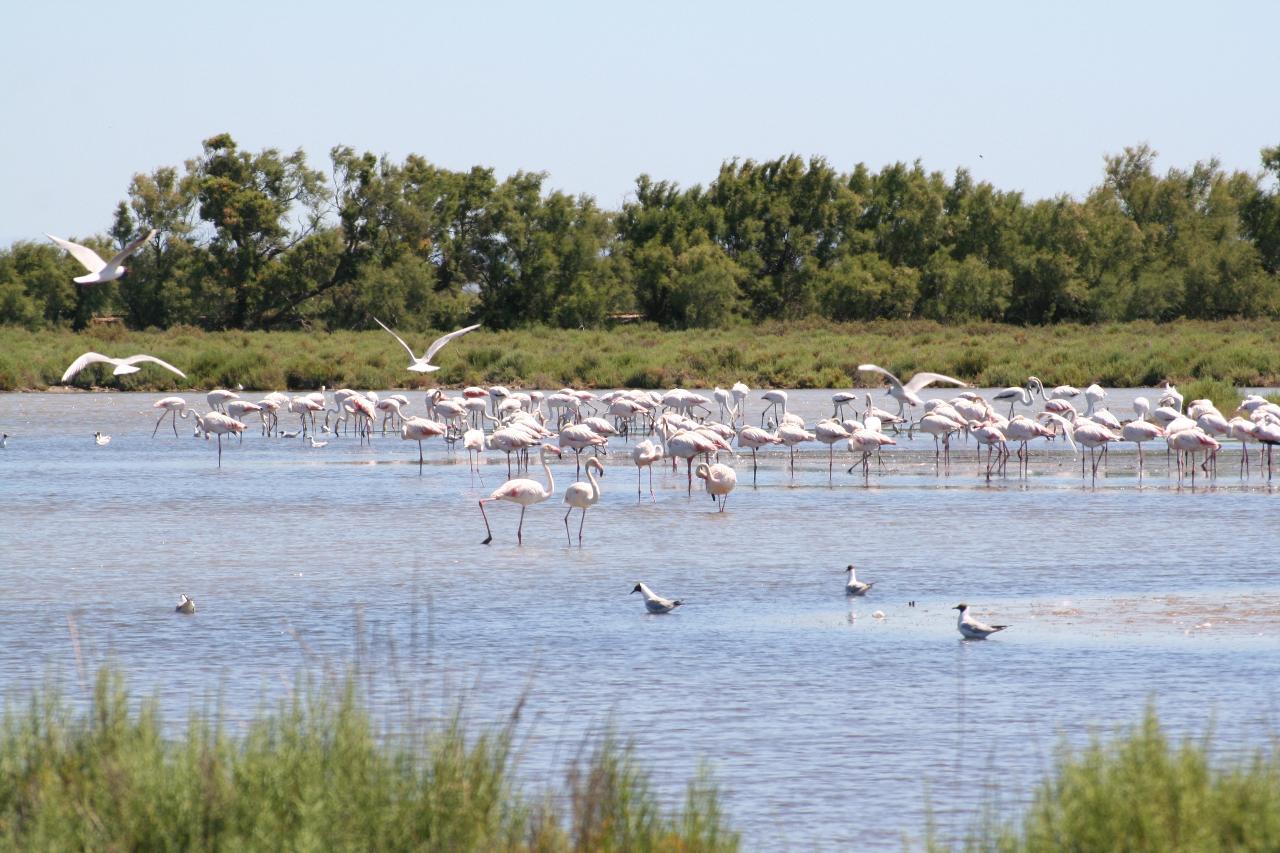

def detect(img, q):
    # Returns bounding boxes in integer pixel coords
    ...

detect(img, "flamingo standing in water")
[562,457,604,544]
[1122,397,1164,475]
[814,420,851,476]
[776,422,814,473]
[736,426,780,482]
[695,462,737,512]
[401,416,447,464]
[857,364,968,420]
[760,390,788,426]
[631,439,663,501]
[667,429,720,495]
[198,412,246,467]
[479,443,562,544]
[463,428,485,471]
[151,396,190,437]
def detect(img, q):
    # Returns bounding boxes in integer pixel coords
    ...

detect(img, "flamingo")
[814,419,851,475]
[776,422,814,473]
[916,412,965,464]
[61,352,186,384]
[463,428,485,471]
[151,396,190,437]
[1083,383,1107,416]
[1028,377,1081,401]
[1003,414,1055,476]
[225,401,263,440]
[847,419,896,476]
[199,412,246,467]
[479,443,562,544]
[695,462,737,512]
[730,382,750,426]
[857,364,968,419]
[289,396,324,435]
[373,317,481,372]
[667,429,720,494]
[971,422,1009,479]
[562,457,604,544]
[558,423,608,477]
[401,416,447,464]
[207,389,239,412]
[862,393,906,432]
[46,229,156,284]
[1168,427,1220,484]
[831,391,859,420]
[760,390,788,427]
[993,384,1034,418]
[631,439,664,501]
[631,582,682,614]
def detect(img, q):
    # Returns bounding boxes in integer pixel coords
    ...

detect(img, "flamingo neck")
[540,449,555,495]
[587,466,600,500]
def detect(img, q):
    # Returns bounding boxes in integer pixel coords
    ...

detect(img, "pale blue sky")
[4,0,1278,245]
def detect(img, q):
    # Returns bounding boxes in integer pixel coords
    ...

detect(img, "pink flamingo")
[401,416,447,464]
[479,443,562,544]
[562,457,604,544]
[695,462,737,512]
[151,396,190,437]
[631,439,664,502]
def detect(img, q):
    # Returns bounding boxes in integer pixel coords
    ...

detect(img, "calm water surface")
[1,388,1278,850]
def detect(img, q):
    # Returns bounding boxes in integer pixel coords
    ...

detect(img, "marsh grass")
[1182,378,1244,416]
[938,709,1280,852]
[0,668,737,852]
[5,320,1280,392]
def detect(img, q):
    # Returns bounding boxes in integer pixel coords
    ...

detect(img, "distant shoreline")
[2,319,1279,393]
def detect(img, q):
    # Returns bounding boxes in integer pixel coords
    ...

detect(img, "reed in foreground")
[0,669,737,852]
[940,708,1280,852]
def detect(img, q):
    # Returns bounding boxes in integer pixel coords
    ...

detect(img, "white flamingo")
[562,457,604,544]
[198,412,246,467]
[695,462,737,512]
[151,396,189,437]
[479,443,562,544]
[760,390,788,426]
[401,416,447,464]
[631,439,663,501]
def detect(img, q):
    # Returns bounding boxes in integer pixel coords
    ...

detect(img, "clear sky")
[4,0,1278,246]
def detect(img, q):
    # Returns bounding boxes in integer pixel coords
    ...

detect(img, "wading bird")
[562,457,604,544]
[151,396,190,437]
[479,443,562,545]
[631,439,663,501]
[46,229,156,284]
[373,317,481,373]
[695,462,737,512]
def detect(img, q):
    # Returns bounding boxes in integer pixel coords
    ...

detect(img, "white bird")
[61,352,186,383]
[46,229,156,285]
[631,582,682,614]
[94,431,111,446]
[479,443,562,544]
[175,594,196,615]
[695,462,737,511]
[562,457,604,544]
[373,317,481,373]
[0,434,7,448]
[954,603,1009,639]
[307,436,328,448]
[844,565,874,596]
[151,396,190,437]
[631,439,663,502]
[858,364,967,418]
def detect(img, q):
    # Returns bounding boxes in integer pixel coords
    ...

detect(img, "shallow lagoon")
[1,388,1277,850]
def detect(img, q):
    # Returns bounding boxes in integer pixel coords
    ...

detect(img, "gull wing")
[46,234,107,274]
[106,229,157,268]
[423,323,481,363]
[61,351,114,382]
[857,363,903,391]
[903,371,968,393]
[373,316,421,362]
[120,353,187,378]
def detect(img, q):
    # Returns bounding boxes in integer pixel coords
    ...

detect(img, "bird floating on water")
[307,436,328,448]
[94,431,111,446]
[844,565,874,596]
[46,229,156,284]
[373,317,481,373]
[62,351,186,383]
[175,594,196,614]
[632,582,682,614]
[954,603,1009,639]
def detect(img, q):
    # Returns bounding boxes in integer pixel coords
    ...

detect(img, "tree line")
[3,133,1279,332]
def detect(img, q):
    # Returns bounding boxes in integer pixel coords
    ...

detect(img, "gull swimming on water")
[844,565,875,596]
[94,431,111,446]
[953,603,1008,639]
[631,582,682,614]
[306,436,328,448]
[175,594,196,614]
[46,229,156,284]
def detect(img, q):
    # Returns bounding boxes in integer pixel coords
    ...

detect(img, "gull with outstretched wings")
[61,352,186,383]
[46,230,157,285]
[858,363,967,418]
[373,317,481,373]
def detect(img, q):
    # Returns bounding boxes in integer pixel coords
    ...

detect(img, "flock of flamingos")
[44,321,1280,556]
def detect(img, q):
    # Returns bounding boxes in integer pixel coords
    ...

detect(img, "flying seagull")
[46,229,157,285]
[373,317,481,373]
[61,352,187,383]
[953,603,1009,639]
[858,363,968,418]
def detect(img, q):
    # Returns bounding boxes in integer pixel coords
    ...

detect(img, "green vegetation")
[3,320,1280,393]
[3,137,1280,332]
[940,709,1280,852]
[0,668,736,851]
[1182,377,1245,416]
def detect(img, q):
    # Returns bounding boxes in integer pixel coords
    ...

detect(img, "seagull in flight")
[61,352,187,383]
[46,229,156,285]
[858,363,968,418]
[844,564,875,596]
[953,603,1009,639]
[373,317,481,373]
[631,582,682,614]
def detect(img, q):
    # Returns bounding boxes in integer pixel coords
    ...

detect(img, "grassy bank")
[0,669,736,851]
[941,709,1280,852]
[2,320,1280,393]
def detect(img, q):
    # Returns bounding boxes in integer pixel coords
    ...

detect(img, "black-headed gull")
[93,431,111,446]
[632,582,682,614]
[953,603,1008,639]
[61,351,186,383]
[844,565,874,596]
[373,317,481,373]
[46,229,156,285]
[175,594,196,614]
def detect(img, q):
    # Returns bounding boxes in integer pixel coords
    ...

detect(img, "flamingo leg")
[152,411,167,438]
[216,434,223,468]
[578,508,586,542]
[517,505,526,544]
[564,508,573,544]
[648,465,655,502]
[479,500,494,544]
[686,457,693,495]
